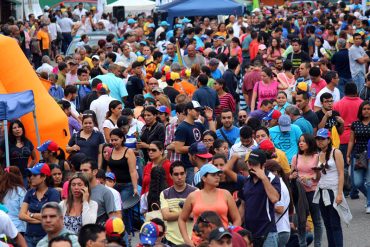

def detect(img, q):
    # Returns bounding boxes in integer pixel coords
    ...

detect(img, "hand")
[72,145,80,152]
[204,106,213,119]
[335,193,343,205]
[249,166,267,180]
[336,116,344,124]
[346,156,351,165]
[184,239,195,247]
[81,186,89,202]
[136,142,147,149]
[325,110,333,117]
[133,188,138,196]
[290,170,298,180]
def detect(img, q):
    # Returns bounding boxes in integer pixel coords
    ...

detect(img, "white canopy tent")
[105,0,155,16]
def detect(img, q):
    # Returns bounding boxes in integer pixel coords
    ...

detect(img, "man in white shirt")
[57,12,74,53]
[229,125,257,158]
[120,44,138,68]
[0,210,27,247]
[36,55,53,75]
[314,71,341,111]
[72,2,88,19]
[90,83,115,131]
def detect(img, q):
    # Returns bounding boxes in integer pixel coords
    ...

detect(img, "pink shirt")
[253,80,279,109]
[310,79,326,109]
[292,153,319,192]
[333,96,363,144]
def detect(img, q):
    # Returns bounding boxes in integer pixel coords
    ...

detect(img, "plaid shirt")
[165,122,181,163]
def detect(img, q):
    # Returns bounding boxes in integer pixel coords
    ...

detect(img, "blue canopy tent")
[0,90,41,167]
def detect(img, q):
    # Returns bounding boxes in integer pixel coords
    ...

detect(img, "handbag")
[144,203,163,222]
[354,151,368,170]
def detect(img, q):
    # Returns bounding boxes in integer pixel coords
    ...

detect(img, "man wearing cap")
[189,142,213,187]
[208,227,233,247]
[285,105,314,135]
[208,58,222,80]
[269,115,303,163]
[262,109,281,128]
[249,99,273,121]
[105,217,125,246]
[155,21,170,41]
[183,45,205,68]
[214,36,229,56]
[224,150,281,247]
[174,101,215,184]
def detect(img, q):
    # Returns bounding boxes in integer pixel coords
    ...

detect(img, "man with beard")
[216,109,240,147]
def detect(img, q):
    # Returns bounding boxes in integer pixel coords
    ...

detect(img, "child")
[59,100,81,136]
[48,73,64,101]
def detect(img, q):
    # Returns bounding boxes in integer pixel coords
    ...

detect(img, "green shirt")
[36,228,80,247]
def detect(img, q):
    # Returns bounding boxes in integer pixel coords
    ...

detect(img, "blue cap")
[189,142,212,159]
[214,35,225,41]
[139,40,147,46]
[157,105,170,114]
[159,21,170,26]
[27,163,51,176]
[174,24,182,29]
[199,164,221,178]
[182,17,191,23]
[278,115,291,132]
[127,18,137,24]
[316,128,330,139]
[313,17,319,23]
[148,23,155,28]
[263,109,281,121]
[140,222,159,245]
[105,172,116,181]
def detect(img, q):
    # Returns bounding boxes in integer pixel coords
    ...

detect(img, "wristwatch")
[30,213,34,218]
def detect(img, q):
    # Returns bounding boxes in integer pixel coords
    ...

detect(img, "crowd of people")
[1,0,370,246]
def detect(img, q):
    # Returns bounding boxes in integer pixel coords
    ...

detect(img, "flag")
[252,0,260,10]
[175,39,184,67]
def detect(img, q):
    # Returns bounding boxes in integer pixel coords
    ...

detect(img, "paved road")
[130,195,370,247]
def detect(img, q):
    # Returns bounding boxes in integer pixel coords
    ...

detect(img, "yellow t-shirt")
[275,148,291,174]
[83,57,93,69]
[37,30,50,50]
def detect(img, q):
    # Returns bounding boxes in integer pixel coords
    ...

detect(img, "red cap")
[259,139,275,151]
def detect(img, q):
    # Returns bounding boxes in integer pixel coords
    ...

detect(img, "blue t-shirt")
[211,69,222,80]
[68,130,105,164]
[293,117,314,135]
[174,121,205,168]
[216,126,240,147]
[93,73,128,105]
[24,188,60,236]
[269,124,303,163]
[192,86,220,110]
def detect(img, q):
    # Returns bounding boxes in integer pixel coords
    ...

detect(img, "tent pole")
[3,120,10,167]
[33,110,41,157]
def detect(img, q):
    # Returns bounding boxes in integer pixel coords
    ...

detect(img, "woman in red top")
[213,78,236,116]
[141,141,173,195]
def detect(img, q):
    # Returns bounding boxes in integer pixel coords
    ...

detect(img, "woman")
[267,38,284,65]
[49,164,64,193]
[133,94,145,122]
[0,120,37,186]
[142,141,173,195]
[230,37,243,64]
[265,160,291,247]
[202,130,218,154]
[103,100,123,142]
[19,163,60,247]
[38,140,70,171]
[157,106,171,128]
[215,23,227,38]
[290,134,322,247]
[179,164,241,246]
[66,114,105,168]
[52,55,65,74]
[277,61,296,103]
[140,166,168,214]
[0,166,27,233]
[137,106,165,162]
[107,128,138,202]
[213,78,236,116]
[313,128,345,247]
[347,101,370,212]
[213,139,229,157]
[101,143,113,170]
[313,36,330,60]
[59,172,98,234]
[250,67,287,111]
[324,25,337,52]
[274,91,291,114]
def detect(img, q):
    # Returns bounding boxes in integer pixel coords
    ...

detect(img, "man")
[80,78,101,113]
[189,142,214,187]
[331,38,352,97]
[37,23,50,57]
[241,27,252,69]
[36,55,53,75]
[286,38,311,71]
[78,47,93,68]
[349,33,369,93]
[214,36,229,56]
[224,150,281,246]
[90,55,104,78]
[285,105,314,135]
[242,60,262,108]
[155,21,170,40]
[57,62,68,88]
[192,74,220,110]
[295,91,319,133]
[165,104,186,163]
[333,83,363,199]
[308,67,327,109]
[89,83,115,131]
[36,202,80,247]
[174,101,215,184]
[0,210,26,247]
[80,159,116,225]
[120,44,137,68]
[62,85,80,122]
[66,60,79,86]
[94,64,128,104]
[183,44,205,68]
[262,109,281,128]
[145,51,162,82]
[237,110,248,127]
[316,92,344,134]
[49,236,72,247]
[72,2,88,19]
[248,99,273,121]
[269,115,303,163]
[208,227,233,247]
[229,125,256,158]
[208,58,222,80]
[314,71,341,111]
[78,224,106,247]
[160,161,197,246]
[162,43,178,65]
[48,74,64,101]
[58,12,74,54]
[222,57,240,105]
[216,109,240,147]
[295,62,312,88]
[125,61,145,108]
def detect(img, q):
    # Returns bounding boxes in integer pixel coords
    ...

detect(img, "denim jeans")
[278,232,290,247]
[352,73,365,94]
[338,77,353,98]
[61,32,72,54]
[297,191,322,247]
[263,232,278,247]
[186,167,194,185]
[25,234,44,247]
[348,154,360,198]
[339,144,354,197]
[352,157,370,206]
[319,189,343,247]
[116,183,134,233]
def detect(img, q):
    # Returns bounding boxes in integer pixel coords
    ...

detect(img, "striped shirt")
[165,122,181,163]
[215,93,236,116]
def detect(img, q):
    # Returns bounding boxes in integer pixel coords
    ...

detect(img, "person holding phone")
[59,173,98,234]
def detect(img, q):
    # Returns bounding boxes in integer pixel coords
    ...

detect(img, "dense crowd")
[0,0,370,247]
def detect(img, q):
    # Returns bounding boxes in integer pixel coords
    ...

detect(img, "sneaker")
[366,207,370,214]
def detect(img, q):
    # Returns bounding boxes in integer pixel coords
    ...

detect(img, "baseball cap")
[296,82,309,92]
[159,21,170,26]
[92,55,99,60]
[278,115,291,132]
[106,217,125,237]
[139,222,159,245]
[258,139,275,151]
[247,149,267,165]
[214,36,225,41]
[258,44,267,50]
[139,40,147,46]
[189,142,212,159]
[209,227,232,242]
[27,163,51,176]
[127,18,137,24]
[96,83,108,93]
[105,172,116,181]
[67,59,78,65]
[199,164,221,178]
[152,87,164,94]
[37,140,59,153]
[157,105,170,115]
[148,23,155,28]
[185,100,202,111]
[182,18,191,23]
[316,128,330,139]
[209,58,220,66]
[263,110,281,121]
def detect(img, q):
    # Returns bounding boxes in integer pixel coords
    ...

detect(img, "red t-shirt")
[249,40,259,61]
[310,79,327,109]
[141,160,173,195]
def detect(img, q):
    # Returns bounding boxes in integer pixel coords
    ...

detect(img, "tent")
[105,0,155,16]
[157,0,244,24]
[0,91,41,167]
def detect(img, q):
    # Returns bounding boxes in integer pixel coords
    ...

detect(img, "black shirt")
[141,121,165,161]
[316,110,341,129]
[126,75,144,108]
[163,86,180,103]
[286,51,311,70]
[80,91,98,112]
[331,49,352,79]
[303,110,319,129]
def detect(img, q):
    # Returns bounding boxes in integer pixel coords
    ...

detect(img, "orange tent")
[0,35,70,158]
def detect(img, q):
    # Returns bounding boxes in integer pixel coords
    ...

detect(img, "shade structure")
[105,0,156,16]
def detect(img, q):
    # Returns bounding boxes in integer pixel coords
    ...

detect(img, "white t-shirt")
[0,210,18,239]
[105,185,122,211]
[275,178,290,233]
[314,86,340,108]
[90,95,115,131]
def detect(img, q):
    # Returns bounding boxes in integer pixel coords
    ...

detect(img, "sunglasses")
[148,148,159,152]
[239,115,247,118]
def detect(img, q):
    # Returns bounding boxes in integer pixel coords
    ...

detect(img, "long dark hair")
[101,143,113,170]
[270,38,281,55]
[358,101,370,121]
[147,166,168,212]
[110,128,126,146]
[298,134,318,155]
[106,100,122,119]
[67,172,91,214]
[215,78,229,93]
[9,120,27,144]
[0,166,24,202]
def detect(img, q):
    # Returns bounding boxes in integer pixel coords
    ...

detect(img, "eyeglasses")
[197,215,210,225]
[148,148,159,152]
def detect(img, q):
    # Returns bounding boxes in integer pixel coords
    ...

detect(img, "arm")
[14,233,27,247]
[277,80,288,90]
[334,149,345,205]
[103,127,111,143]
[82,201,98,225]
[178,193,195,247]
[127,149,139,195]
[223,154,239,182]
[174,141,189,154]
[225,191,241,226]
[346,130,355,165]
[160,192,180,221]
[356,56,370,64]
[318,113,329,129]
[250,90,257,112]
[275,205,285,214]
[251,167,280,203]
[19,203,41,224]
[97,144,103,169]
[336,116,345,135]
[28,149,37,168]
